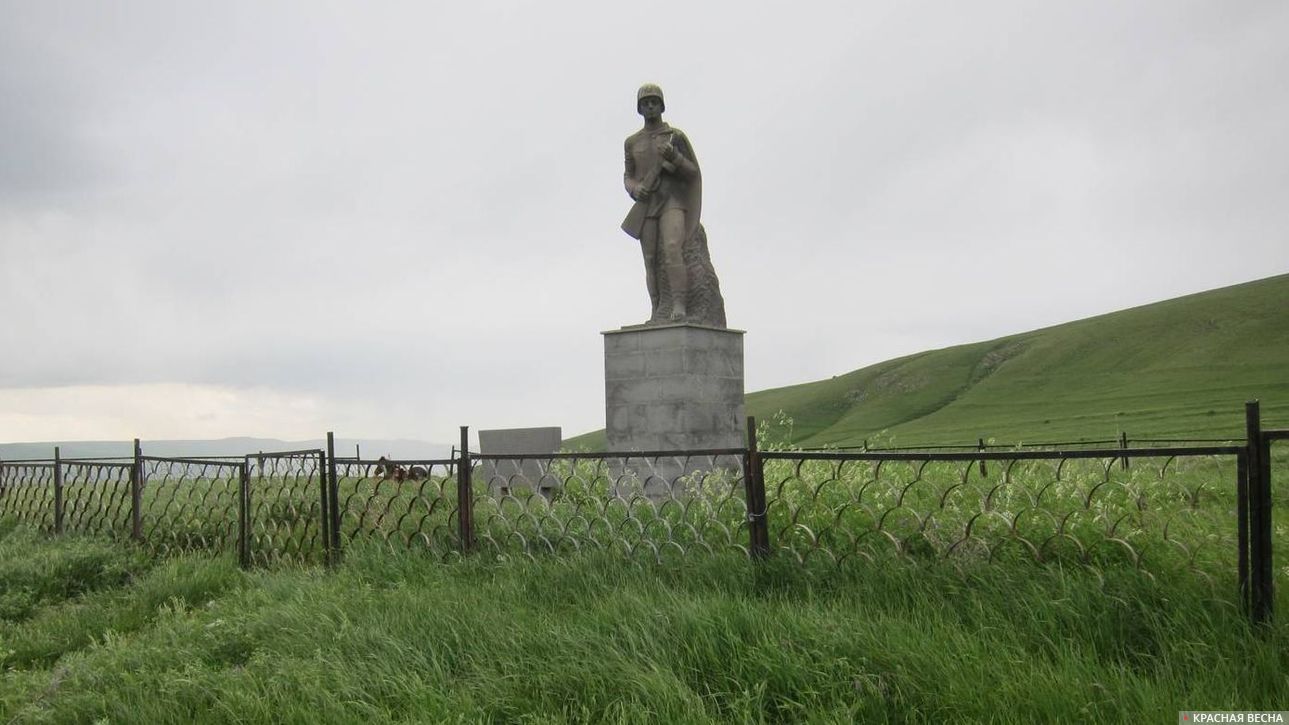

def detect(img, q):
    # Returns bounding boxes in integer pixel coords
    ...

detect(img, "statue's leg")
[659,209,687,321]
[640,219,661,322]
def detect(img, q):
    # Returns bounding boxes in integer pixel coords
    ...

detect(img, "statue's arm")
[668,132,700,180]
[623,140,641,199]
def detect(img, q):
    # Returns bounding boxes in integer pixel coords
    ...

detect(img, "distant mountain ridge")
[0,437,453,462]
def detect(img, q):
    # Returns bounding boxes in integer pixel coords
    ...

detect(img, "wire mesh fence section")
[761,449,1240,588]
[61,462,132,538]
[471,452,751,561]
[138,457,242,556]
[0,411,1273,627]
[333,458,460,556]
[247,452,324,565]
[0,463,56,533]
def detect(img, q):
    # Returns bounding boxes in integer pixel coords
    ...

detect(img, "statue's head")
[636,83,665,116]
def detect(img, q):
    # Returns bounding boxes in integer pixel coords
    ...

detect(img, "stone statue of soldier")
[622,84,726,328]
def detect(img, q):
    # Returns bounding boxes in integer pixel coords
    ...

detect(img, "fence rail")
[0,402,1279,626]
[817,432,1242,453]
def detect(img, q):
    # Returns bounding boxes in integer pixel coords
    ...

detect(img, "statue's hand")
[634,186,651,201]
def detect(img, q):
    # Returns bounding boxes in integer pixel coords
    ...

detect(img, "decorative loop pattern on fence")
[246,452,324,566]
[332,458,460,557]
[0,401,1278,625]
[139,457,242,556]
[62,462,132,538]
[760,450,1239,587]
[0,464,55,532]
[471,451,750,561]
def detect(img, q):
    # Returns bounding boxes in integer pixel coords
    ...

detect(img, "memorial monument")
[604,84,745,489]
[620,83,727,328]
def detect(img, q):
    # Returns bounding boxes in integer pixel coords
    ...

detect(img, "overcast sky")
[2,1,1286,446]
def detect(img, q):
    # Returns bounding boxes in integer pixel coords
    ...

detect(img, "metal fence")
[815,432,1241,454]
[0,404,1281,625]
[0,448,329,567]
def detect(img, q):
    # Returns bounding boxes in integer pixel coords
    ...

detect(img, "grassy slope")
[567,273,1289,450]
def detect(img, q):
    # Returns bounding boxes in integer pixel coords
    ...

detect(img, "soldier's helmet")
[637,83,665,113]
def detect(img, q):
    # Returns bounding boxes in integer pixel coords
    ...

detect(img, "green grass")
[3,437,1285,721]
[1,520,1286,723]
[567,273,1289,450]
[2,445,1285,722]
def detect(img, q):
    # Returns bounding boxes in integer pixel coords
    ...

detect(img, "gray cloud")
[1,1,1286,441]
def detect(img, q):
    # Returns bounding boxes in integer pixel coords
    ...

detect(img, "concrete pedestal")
[603,323,745,496]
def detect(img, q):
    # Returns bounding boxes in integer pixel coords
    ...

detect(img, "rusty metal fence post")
[238,460,250,568]
[744,417,770,559]
[457,426,474,553]
[325,432,342,566]
[240,453,257,567]
[130,439,143,541]
[1120,431,1130,471]
[318,441,332,566]
[329,434,341,559]
[1237,448,1250,616]
[1253,403,1274,626]
[1245,400,1273,626]
[977,438,987,477]
[53,446,63,534]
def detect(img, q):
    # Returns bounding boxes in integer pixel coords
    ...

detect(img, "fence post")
[130,439,143,541]
[457,426,474,553]
[1256,408,1276,626]
[318,440,332,566]
[1119,431,1130,471]
[53,446,63,535]
[1245,400,1273,626]
[1237,449,1250,617]
[326,432,342,565]
[977,438,988,477]
[238,460,250,569]
[744,416,770,559]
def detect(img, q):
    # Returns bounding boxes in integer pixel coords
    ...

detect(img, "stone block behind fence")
[478,427,564,497]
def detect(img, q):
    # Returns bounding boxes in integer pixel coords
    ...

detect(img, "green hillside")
[568,273,1289,449]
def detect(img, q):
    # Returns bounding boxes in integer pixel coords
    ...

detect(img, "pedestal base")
[603,323,745,496]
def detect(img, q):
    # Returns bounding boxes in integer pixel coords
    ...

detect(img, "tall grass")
[1,519,1286,723]
[1,425,1283,722]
